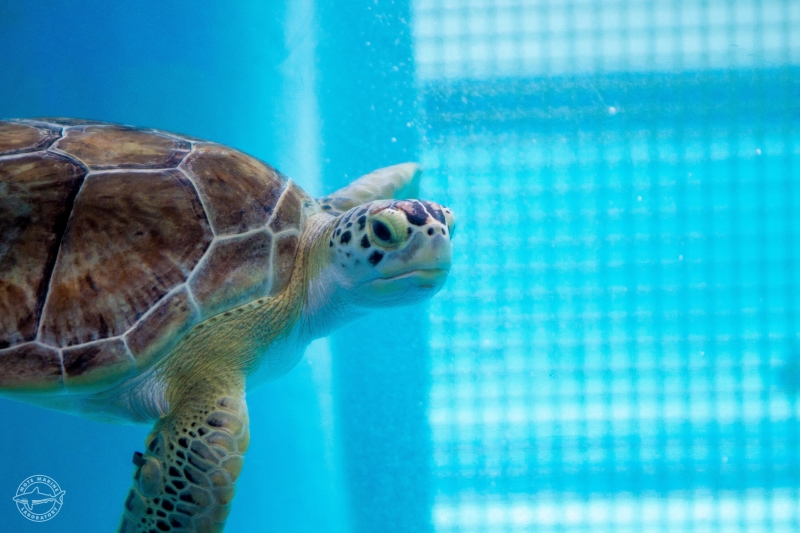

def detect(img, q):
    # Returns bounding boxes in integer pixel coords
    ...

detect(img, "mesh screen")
[413,0,800,79]
[413,1,800,531]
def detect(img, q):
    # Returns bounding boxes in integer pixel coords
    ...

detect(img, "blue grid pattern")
[413,1,800,531]
[413,0,800,79]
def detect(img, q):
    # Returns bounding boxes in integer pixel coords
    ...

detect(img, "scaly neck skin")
[158,214,340,391]
[300,214,367,341]
[80,213,360,422]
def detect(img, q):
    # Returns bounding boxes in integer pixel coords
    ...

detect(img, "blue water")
[0,2,349,532]
[3,1,800,532]
[1,1,421,532]
[418,70,800,531]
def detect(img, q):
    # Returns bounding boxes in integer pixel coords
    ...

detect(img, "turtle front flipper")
[118,378,249,533]
[318,162,421,215]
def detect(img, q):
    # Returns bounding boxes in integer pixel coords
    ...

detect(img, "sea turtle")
[0,118,455,532]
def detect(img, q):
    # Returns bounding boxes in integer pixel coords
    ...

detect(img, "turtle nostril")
[427,227,434,236]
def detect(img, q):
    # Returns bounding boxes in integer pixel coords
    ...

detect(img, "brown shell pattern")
[0,118,314,393]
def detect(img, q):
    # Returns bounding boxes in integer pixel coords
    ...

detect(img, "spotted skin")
[120,385,249,533]
[328,199,454,281]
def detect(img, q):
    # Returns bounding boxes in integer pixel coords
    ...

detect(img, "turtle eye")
[368,210,407,248]
[372,220,392,243]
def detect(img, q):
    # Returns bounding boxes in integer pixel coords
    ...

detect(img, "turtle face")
[327,199,455,307]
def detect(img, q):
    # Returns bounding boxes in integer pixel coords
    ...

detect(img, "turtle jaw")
[370,233,452,288]
[367,267,450,302]
[379,267,449,284]
[352,231,452,307]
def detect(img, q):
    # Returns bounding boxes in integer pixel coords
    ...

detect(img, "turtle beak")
[398,232,451,281]
[342,200,454,308]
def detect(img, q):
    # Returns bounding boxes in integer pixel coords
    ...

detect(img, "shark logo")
[12,475,65,522]
[13,486,66,511]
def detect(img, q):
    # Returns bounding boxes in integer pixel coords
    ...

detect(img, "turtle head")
[326,199,455,308]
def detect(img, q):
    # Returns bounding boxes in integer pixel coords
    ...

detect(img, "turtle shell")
[0,119,315,393]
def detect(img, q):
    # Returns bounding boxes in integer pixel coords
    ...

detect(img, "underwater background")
[2,0,800,532]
